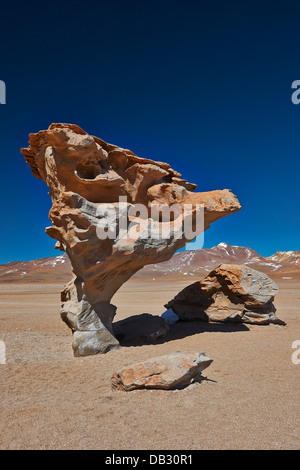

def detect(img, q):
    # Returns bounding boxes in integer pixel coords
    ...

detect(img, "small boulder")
[111,351,213,391]
[165,264,285,325]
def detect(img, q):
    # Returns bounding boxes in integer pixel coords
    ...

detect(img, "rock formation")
[165,264,285,325]
[111,351,213,390]
[21,123,241,356]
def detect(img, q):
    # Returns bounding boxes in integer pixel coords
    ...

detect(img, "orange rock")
[165,264,285,325]
[21,124,241,356]
[111,351,213,390]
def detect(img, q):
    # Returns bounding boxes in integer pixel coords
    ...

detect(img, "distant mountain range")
[0,243,299,283]
[136,243,300,280]
[0,254,71,284]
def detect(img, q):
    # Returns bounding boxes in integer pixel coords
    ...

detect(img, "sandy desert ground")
[0,277,299,450]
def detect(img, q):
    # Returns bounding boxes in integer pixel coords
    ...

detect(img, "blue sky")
[0,0,299,263]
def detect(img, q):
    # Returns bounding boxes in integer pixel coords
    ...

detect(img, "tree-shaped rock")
[21,124,241,356]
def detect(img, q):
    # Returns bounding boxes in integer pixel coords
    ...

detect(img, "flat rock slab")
[111,351,213,391]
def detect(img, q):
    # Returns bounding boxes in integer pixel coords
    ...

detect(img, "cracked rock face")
[165,264,285,325]
[21,123,241,356]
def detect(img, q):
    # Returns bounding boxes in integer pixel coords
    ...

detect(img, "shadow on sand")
[113,312,250,348]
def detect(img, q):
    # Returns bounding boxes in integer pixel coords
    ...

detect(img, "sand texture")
[0,278,299,450]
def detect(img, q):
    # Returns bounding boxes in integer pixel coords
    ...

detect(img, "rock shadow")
[113,312,250,348]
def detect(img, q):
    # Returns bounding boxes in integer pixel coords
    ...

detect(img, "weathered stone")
[165,264,285,325]
[21,124,241,355]
[72,329,120,356]
[111,351,213,390]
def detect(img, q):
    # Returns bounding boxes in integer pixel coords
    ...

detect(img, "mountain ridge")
[0,243,299,283]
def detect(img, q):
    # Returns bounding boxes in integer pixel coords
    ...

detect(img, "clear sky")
[0,0,299,263]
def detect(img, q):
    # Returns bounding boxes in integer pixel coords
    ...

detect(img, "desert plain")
[0,275,299,450]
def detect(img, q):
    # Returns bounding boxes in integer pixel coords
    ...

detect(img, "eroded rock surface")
[111,351,213,390]
[21,123,241,355]
[165,264,285,325]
